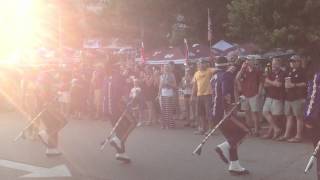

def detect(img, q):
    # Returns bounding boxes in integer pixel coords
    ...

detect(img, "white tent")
[212,40,235,52]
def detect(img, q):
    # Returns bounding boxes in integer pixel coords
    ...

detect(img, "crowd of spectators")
[16,53,312,143]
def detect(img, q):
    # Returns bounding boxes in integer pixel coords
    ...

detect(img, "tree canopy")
[56,0,320,55]
[226,0,320,53]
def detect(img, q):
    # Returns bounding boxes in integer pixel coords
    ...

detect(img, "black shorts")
[196,95,212,117]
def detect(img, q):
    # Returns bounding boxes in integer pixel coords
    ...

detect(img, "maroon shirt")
[285,68,306,101]
[240,68,262,98]
[265,69,285,100]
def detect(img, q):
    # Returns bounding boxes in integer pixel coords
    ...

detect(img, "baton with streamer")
[14,95,58,142]
[192,100,241,156]
[100,108,129,151]
[305,140,320,174]
[14,105,48,141]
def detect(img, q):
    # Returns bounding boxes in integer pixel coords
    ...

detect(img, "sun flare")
[0,0,53,63]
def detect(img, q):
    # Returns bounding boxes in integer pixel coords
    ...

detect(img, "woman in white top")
[159,64,177,129]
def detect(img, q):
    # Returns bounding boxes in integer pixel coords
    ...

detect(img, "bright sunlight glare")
[0,0,51,63]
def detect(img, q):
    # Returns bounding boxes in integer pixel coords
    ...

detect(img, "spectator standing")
[169,61,182,120]
[236,56,264,136]
[278,55,306,142]
[192,60,215,135]
[129,79,145,127]
[91,64,105,120]
[70,78,83,120]
[153,67,161,124]
[181,67,195,127]
[262,58,285,139]
[143,67,157,125]
[159,64,177,129]
[57,71,71,117]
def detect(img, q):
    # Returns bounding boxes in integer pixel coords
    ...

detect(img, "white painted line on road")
[0,159,72,178]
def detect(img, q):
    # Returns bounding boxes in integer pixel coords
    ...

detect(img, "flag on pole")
[184,38,189,64]
[141,42,145,63]
[208,8,213,42]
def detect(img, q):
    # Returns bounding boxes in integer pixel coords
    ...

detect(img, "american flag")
[184,38,189,63]
[208,8,213,42]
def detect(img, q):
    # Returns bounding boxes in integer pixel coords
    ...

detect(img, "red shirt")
[285,68,306,101]
[240,68,262,98]
[265,69,285,100]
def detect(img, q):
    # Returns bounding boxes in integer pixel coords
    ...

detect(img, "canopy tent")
[262,49,295,60]
[212,40,234,51]
[188,43,211,60]
[136,47,185,65]
[136,43,211,65]
[211,40,238,56]
[211,41,262,60]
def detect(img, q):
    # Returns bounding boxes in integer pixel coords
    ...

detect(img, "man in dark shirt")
[262,58,285,139]
[278,55,306,142]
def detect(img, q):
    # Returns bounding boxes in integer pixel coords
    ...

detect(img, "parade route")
[0,112,317,180]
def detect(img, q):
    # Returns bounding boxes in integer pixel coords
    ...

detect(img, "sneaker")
[261,133,273,139]
[228,161,249,176]
[109,136,123,153]
[215,147,229,164]
[115,153,131,163]
[38,130,49,146]
[287,137,302,143]
[46,148,62,156]
[229,169,250,176]
[272,129,281,140]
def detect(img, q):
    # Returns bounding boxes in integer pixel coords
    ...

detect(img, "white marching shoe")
[215,141,230,164]
[46,148,62,156]
[228,160,249,175]
[38,130,49,145]
[109,135,123,153]
[115,153,131,163]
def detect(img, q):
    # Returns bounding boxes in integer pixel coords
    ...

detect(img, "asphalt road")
[0,112,317,180]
